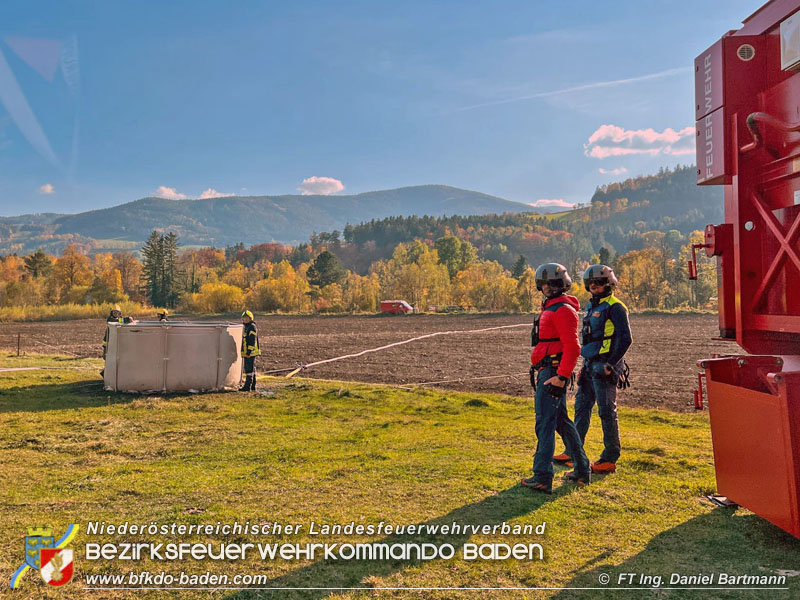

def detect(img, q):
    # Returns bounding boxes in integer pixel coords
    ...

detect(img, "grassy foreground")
[1,354,799,599]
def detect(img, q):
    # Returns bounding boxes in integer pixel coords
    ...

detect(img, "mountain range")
[0,168,723,257]
[0,185,538,254]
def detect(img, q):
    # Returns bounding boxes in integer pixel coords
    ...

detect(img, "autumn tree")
[517,267,538,312]
[615,248,664,309]
[183,282,245,313]
[112,251,143,298]
[250,260,311,312]
[315,282,343,312]
[86,252,126,303]
[222,261,250,289]
[51,244,92,301]
[452,261,518,311]
[374,242,450,310]
[0,255,24,284]
[434,236,477,278]
[342,272,381,312]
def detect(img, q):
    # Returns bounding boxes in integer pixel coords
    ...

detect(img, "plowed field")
[0,313,737,411]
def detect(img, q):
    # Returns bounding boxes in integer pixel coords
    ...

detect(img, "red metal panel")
[703,357,800,537]
[694,36,767,186]
[706,378,800,536]
[696,108,729,184]
[696,0,800,540]
[695,39,724,120]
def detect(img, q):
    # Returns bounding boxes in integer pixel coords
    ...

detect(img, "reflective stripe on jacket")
[242,322,261,357]
[103,316,125,347]
[580,294,631,363]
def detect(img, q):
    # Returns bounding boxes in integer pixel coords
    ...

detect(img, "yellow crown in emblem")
[26,526,53,537]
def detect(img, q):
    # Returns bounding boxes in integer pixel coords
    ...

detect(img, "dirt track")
[0,313,738,411]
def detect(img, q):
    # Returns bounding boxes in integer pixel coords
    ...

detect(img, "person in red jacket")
[521,263,590,493]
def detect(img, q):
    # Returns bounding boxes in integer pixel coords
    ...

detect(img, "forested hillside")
[311,166,722,273]
[1,166,722,317]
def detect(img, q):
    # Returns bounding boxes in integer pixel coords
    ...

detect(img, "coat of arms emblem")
[10,524,78,589]
[24,526,55,570]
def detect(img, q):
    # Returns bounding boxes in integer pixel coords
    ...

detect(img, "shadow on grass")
[551,508,800,599]
[224,484,572,600]
[0,380,138,413]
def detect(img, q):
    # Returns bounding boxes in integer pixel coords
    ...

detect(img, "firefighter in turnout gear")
[101,305,135,377]
[521,263,590,493]
[553,264,632,473]
[240,310,261,391]
[102,306,136,359]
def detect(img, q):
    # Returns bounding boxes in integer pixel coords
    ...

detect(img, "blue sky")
[0,0,760,215]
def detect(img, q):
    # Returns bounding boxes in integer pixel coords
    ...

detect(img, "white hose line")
[286,322,530,378]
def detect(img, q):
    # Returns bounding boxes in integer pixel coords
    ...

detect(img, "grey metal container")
[103,321,243,392]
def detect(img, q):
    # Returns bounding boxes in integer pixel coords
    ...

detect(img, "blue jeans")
[532,366,590,487]
[573,359,621,463]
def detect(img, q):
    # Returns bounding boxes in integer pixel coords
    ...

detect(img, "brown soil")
[0,313,739,411]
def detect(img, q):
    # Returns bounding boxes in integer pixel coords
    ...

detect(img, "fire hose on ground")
[279,323,532,379]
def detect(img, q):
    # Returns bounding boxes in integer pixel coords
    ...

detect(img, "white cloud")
[199,188,234,199]
[298,176,345,196]
[528,198,575,209]
[155,186,188,200]
[598,167,628,175]
[584,124,695,159]
[38,183,54,194]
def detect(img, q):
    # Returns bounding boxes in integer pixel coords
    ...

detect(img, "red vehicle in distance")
[380,300,414,314]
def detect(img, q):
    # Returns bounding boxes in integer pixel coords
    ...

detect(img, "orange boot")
[590,461,617,473]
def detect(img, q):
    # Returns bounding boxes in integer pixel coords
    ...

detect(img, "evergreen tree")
[598,247,611,266]
[141,231,164,307]
[24,248,53,278]
[141,231,183,307]
[511,255,527,280]
[164,231,181,307]
[225,242,244,262]
[307,251,346,287]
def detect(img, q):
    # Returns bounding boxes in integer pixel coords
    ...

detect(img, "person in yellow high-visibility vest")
[553,265,632,474]
[240,310,261,391]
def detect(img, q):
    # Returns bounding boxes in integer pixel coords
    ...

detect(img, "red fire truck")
[694,0,800,537]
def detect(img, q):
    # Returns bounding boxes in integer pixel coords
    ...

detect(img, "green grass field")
[2,354,799,599]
